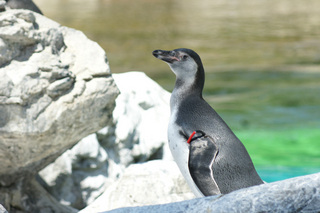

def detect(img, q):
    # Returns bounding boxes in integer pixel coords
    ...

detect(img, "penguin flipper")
[188,135,220,196]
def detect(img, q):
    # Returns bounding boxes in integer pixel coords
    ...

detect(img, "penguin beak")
[152,49,180,64]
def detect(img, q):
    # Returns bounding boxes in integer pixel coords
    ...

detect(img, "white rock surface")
[79,160,195,213]
[107,72,172,165]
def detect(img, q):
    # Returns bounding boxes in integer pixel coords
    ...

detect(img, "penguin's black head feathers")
[153,48,205,94]
[173,48,202,66]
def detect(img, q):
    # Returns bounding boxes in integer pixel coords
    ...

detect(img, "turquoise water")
[258,166,319,182]
[205,70,320,131]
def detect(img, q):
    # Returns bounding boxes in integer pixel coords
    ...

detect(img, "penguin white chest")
[168,110,204,197]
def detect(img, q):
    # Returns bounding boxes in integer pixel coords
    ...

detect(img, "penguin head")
[153,48,204,91]
[152,48,203,77]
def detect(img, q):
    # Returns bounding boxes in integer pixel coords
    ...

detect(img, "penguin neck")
[170,73,204,109]
[174,78,203,95]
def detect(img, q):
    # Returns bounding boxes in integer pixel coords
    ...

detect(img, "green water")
[34,0,320,180]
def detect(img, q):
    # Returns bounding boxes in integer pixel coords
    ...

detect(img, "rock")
[0,9,118,186]
[39,134,110,209]
[101,172,320,213]
[0,1,5,12]
[79,160,195,213]
[0,204,8,213]
[38,72,172,210]
[0,9,119,212]
[2,0,43,14]
[0,178,78,213]
[102,72,172,165]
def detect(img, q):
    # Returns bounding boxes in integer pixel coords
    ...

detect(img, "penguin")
[4,0,43,14]
[152,48,264,197]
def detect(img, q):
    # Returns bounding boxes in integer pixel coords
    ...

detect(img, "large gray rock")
[79,160,195,213]
[38,72,172,210]
[0,9,119,186]
[0,9,119,212]
[103,172,320,213]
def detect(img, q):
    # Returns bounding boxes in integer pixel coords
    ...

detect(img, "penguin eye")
[182,55,188,60]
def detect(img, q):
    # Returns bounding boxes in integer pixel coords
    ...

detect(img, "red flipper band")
[187,131,196,144]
